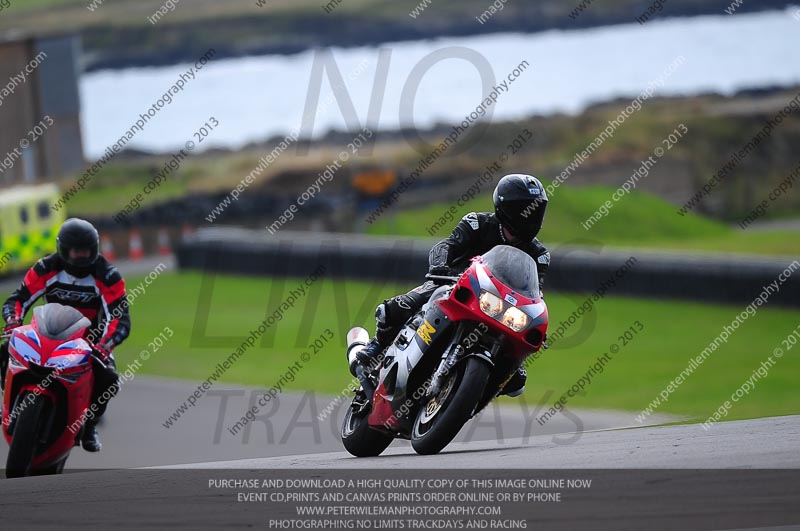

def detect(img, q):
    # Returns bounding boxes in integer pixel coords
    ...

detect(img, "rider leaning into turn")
[357,173,550,397]
[0,218,130,452]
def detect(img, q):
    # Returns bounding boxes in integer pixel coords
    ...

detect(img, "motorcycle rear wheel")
[6,392,46,478]
[411,357,490,455]
[341,398,394,458]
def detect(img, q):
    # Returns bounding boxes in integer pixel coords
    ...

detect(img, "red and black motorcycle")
[2,303,96,477]
[342,245,549,456]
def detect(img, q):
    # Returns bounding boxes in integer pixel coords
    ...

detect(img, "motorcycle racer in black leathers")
[357,174,550,396]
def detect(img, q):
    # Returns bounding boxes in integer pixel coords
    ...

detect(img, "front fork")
[427,323,501,397]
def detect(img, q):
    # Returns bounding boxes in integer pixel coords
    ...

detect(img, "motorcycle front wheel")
[411,357,490,455]
[37,456,68,476]
[6,392,46,478]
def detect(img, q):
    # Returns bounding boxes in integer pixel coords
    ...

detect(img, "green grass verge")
[63,161,198,216]
[366,184,800,256]
[114,271,799,423]
[2,0,84,12]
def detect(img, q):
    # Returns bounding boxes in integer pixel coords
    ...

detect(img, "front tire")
[37,456,67,476]
[411,357,490,455]
[6,393,46,478]
[341,400,394,457]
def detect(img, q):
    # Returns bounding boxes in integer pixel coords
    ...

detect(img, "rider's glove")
[110,331,126,346]
[92,342,113,364]
[3,318,22,335]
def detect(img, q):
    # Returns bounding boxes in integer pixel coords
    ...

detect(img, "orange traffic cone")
[129,229,144,261]
[100,233,116,261]
[157,227,171,255]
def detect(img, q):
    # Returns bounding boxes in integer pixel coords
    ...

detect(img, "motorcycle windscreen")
[34,303,91,341]
[480,245,540,299]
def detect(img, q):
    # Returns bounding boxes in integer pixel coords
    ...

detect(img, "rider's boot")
[81,357,118,452]
[356,336,390,371]
[356,301,396,371]
[352,335,390,415]
[81,419,102,452]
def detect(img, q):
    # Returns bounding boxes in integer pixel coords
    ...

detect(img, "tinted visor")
[58,237,98,268]
[502,198,547,241]
[65,249,97,268]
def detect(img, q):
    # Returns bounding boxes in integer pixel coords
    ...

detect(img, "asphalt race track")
[171,414,800,470]
[0,375,674,468]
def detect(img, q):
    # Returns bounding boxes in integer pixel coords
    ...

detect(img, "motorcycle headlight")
[8,354,25,369]
[501,307,529,332]
[479,291,504,317]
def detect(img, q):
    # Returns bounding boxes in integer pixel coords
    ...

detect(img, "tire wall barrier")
[177,229,800,308]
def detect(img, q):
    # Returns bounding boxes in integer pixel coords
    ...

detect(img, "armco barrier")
[176,229,800,308]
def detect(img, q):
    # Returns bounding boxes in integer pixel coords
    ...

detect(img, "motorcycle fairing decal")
[368,382,400,430]
[401,336,427,374]
[378,341,417,407]
[476,263,498,297]
[413,304,450,352]
[23,329,41,347]
[380,358,400,396]
[527,312,548,329]
[54,340,92,353]
[45,353,91,369]
[468,271,481,299]
[11,334,41,365]
[399,307,452,404]
[519,301,547,320]
[416,320,436,345]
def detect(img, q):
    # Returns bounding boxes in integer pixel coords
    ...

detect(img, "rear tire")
[341,401,393,458]
[411,357,490,455]
[6,393,46,478]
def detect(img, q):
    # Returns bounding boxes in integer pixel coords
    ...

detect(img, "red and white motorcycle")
[2,303,97,477]
[342,245,549,456]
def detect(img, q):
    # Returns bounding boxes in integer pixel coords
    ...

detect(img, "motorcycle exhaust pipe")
[346,327,370,378]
